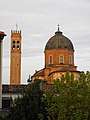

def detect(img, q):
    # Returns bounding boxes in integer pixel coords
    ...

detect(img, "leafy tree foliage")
[5,80,46,120]
[0,116,4,120]
[5,71,90,120]
[42,72,90,120]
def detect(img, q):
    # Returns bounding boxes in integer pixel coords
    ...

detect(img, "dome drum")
[45,49,74,68]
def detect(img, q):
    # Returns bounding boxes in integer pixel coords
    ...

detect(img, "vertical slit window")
[12,41,15,49]
[49,56,53,64]
[17,41,20,49]
[17,45,20,49]
[12,45,15,49]
[60,55,64,64]
[69,55,72,65]
[17,41,19,44]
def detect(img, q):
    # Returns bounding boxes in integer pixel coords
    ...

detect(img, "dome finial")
[58,24,60,31]
[55,25,62,35]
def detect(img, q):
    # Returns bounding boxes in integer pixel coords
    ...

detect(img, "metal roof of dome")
[45,27,74,51]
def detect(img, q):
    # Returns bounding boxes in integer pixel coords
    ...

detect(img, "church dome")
[45,28,74,51]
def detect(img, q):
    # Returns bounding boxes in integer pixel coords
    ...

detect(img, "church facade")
[32,27,80,83]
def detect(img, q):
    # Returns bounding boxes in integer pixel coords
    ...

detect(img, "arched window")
[60,55,64,64]
[17,45,20,49]
[13,41,15,43]
[12,41,15,49]
[16,41,20,49]
[69,55,72,65]
[49,56,53,64]
[17,41,19,44]
[12,45,15,49]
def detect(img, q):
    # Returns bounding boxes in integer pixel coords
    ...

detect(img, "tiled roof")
[41,83,56,94]
[2,84,55,94]
[32,69,45,77]
[2,84,27,93]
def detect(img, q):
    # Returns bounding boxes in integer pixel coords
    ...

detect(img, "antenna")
[16,23,18,31]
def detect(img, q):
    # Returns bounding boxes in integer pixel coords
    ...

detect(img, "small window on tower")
[17,45,20,49]
[12,45,15,49]
[13,41,15,43]
[17,41,19,44]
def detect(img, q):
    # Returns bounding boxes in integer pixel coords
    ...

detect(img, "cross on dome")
[58,24,60,31]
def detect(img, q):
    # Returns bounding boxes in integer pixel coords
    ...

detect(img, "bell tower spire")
[10,26,22,85]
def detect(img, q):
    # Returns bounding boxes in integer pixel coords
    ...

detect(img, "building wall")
[49,71,80,84]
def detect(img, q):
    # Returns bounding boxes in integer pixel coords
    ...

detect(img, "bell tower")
[10,27,22,85]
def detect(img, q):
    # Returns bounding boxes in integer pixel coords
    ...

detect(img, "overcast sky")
[0,0,90,84]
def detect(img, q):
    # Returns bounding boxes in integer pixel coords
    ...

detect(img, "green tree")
[6,79,46,120]
[43,72,90,120]
[5,72,90,120]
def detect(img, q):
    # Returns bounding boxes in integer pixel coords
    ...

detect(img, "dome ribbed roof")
[45,30,74,51]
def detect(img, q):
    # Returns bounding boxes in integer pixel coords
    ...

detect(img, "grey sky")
[0,0,90,84]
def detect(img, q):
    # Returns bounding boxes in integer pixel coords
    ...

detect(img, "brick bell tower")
[10,26,22,85]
